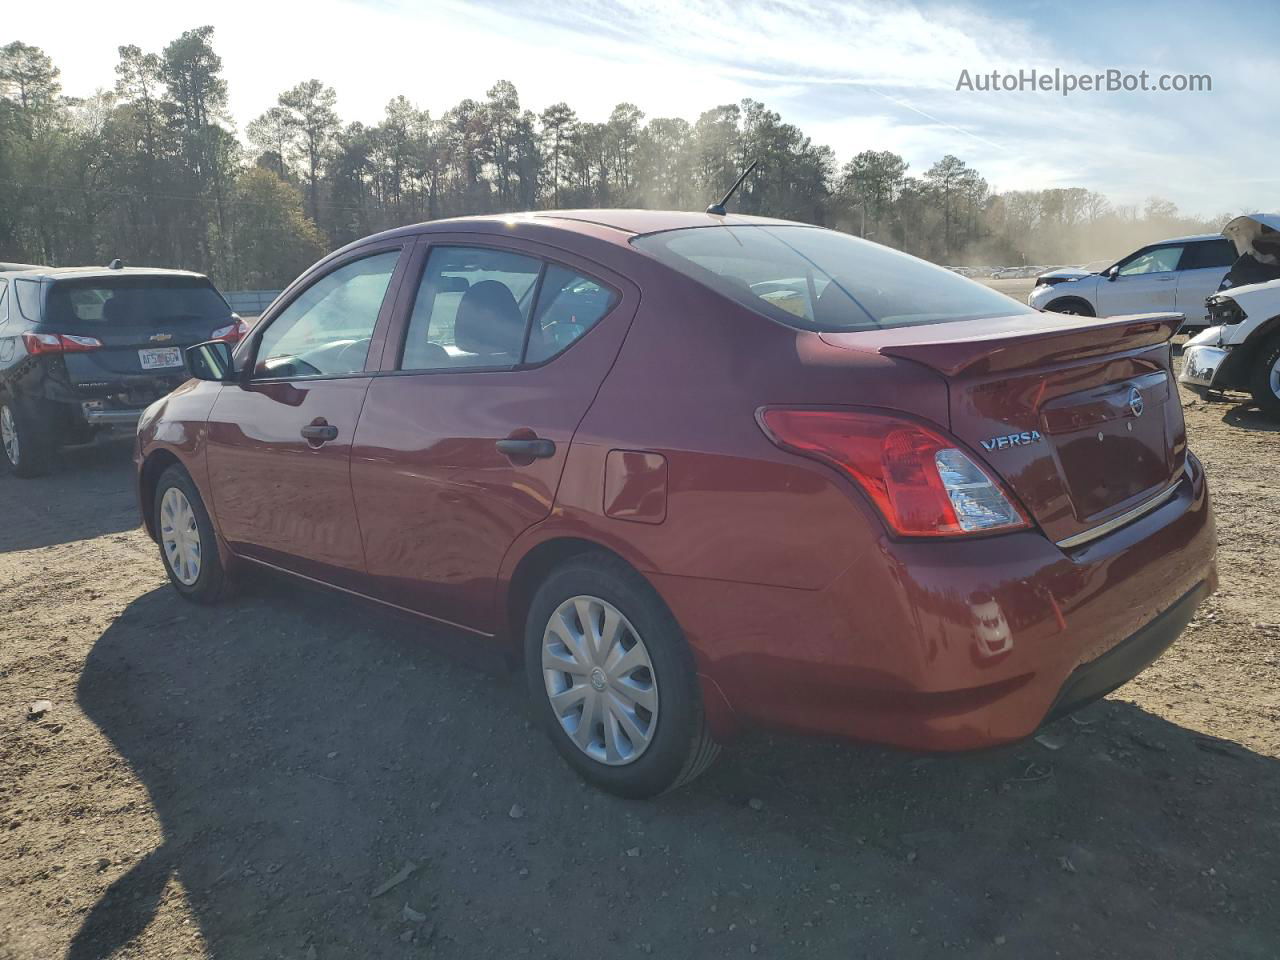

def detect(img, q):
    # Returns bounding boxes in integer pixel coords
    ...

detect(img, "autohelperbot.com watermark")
[956,68,1212,96]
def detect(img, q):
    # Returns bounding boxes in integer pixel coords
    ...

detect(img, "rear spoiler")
[860,313,1182,377]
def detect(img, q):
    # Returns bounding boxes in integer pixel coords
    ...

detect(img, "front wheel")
[1045,297,1096,317]
[1248,337,1280,420]
[524,555,719,797]
[154,464,235,603]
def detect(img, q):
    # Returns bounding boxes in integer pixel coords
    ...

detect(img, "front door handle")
[496,437,556,459]
[301,421,339,443]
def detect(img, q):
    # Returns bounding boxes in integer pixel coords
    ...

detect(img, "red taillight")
[758,408,1031,537]
[211,317,249,343]
[21,333,103,355]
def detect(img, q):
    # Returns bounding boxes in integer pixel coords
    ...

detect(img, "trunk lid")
[42,275,232,397]
[820,312,1186,545]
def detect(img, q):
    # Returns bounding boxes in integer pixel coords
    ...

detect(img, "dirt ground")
[1,351,1277,960]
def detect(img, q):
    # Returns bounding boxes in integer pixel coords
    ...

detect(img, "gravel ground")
[1,354,1277,960]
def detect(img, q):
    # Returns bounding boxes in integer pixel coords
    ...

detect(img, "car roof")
[0,265,210,282]
[363,209,809,247]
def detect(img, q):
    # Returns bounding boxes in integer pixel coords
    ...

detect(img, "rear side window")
[525,265,618,364]
[44,277,229,325]
[401,246,541,370]
[399,247,618,371]
[1178,239,1236,270]
[632,226,1032,332]
[0,281,7,325]
[14,279,42,321]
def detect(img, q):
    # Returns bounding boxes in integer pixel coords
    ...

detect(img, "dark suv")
[0,264,247,476]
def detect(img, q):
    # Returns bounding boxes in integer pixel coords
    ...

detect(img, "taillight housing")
[211,316,249,343]
[758,408,1031,537]
[21,332,103,355]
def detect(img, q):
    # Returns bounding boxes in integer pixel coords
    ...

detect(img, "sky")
[9,0,1276,217]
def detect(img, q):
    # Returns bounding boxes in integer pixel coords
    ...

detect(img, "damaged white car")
[1179,214,1280,420]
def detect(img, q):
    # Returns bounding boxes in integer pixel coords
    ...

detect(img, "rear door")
[349,235,639,633]
[1094,244,1182,316]
[45,275,234,398]
[206,245,408,587]
[1175,239,1235,327]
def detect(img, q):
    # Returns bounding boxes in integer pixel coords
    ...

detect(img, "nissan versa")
[135,211,1217,797]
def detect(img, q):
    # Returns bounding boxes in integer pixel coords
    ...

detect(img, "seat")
[454,280,526,360]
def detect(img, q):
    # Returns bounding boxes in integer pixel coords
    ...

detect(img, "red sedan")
[136,211,1216,797]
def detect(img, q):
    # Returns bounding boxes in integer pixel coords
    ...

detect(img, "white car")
[1027,232,1239,327]
[1179,276,1280,420]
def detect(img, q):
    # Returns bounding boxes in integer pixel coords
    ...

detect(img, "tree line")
[0,29,1229,289]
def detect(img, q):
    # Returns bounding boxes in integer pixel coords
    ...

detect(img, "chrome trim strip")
[1055,467,1189,550]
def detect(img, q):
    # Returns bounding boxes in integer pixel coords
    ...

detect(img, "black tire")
[153,463,236,604]
[1045,297,1096,317]
[524,554,719,798]
[1247,336,1280,421]
[0,394,55,478]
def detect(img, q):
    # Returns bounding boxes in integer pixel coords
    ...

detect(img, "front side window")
[1178,239,1236,271]
[254,250,400,379]
[632,226,1034,332]
[1117,246,1183,277]
[400,246,542,371]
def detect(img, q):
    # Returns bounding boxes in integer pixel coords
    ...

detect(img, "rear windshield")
[43,276,229,325]
[632,225,1034,332]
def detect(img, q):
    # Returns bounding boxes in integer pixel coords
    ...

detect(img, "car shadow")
[74,583,1280,959]
[0,434,139,550]
[1222,401,1280,432]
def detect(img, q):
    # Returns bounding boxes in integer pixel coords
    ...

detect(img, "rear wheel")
[524,555,718,797]
[154,464,235,603]
[0,396,55,478]
[1247,336,1280,420]
[1045,297,1095,317]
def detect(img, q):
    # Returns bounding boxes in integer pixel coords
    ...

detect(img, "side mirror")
[1105,267,1119,281]
[186,339,236,382]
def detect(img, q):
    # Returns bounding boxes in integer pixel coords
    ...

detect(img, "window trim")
[386,236,623,377]
[239,242,409,385]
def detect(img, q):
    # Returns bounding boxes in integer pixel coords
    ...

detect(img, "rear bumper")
[659,453,1216,749]
[80,401,143,426]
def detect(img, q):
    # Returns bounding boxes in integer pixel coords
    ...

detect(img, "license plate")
[138,346,183,370]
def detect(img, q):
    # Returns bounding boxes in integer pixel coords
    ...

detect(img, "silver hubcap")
[541,595,658,765]
[160,487,202,586]
[0,405,18,465]
[1270,355,1280,400]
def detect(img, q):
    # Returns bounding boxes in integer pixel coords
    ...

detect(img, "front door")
[207,247,405,587]
[350,238,638,633]
[1095,244,1182,316]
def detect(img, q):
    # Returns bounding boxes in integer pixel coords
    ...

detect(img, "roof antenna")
[108,258,125,270]
[705,160,757,216]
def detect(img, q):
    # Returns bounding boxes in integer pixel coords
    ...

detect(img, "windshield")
[632,225,1033,332]
[44,276,229,325]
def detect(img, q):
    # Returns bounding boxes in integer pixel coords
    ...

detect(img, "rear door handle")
[301,422,339,443]
[496,437,556,459]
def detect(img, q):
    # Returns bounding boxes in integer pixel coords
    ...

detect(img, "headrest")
[454,280,525,356]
